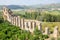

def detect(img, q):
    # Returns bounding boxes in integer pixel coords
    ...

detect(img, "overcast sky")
[0,0,60,5]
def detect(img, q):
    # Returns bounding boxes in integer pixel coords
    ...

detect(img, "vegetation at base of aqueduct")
[0,16,49,40]
[0,18,60,40]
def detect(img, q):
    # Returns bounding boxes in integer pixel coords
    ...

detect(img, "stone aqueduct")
[3,7,59,38]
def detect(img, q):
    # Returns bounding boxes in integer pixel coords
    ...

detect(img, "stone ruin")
[3,7,59,39]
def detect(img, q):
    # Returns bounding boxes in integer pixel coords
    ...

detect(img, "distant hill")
[29,3,60,8]
[7,5,25,9]
[0,5,28,10]
[0,3,60,10]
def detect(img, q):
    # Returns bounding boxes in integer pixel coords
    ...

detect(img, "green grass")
[42,10,60,16]
[42,22,60,32]
[13,11,25,15]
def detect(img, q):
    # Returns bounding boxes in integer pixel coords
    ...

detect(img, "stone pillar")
[14,17,16,26]
[28,21,32,32]
[3,7,7,21]
[25,22,29,30]
[11,16,14,25]
[53,26,59,38]
[38,23,42,31]
[9,15,12,22]
[12,17,14,25]
[21,18,25,29]
[15,16,18,26]
[32,21,36,31]
[17,16,21,28]
[17,16,19,26]
[13,17,16,25]
[28,22,31,29]
[11,16,12,24]
[7,14,11,22]
[45,27,49,35]
[29,22,32,29]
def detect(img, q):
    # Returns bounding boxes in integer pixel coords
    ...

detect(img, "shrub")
[43,35,49,39]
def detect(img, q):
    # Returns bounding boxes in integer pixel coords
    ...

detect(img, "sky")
[0,0,60,5]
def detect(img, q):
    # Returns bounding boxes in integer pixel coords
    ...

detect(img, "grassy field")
[42,22,60,32]
[13,11,25,15]
[42,10,60,16]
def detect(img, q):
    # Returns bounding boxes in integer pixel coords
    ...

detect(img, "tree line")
[19,10,60,22]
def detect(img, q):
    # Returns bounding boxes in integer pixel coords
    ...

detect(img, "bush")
[0,18,3,23]
[43,35,49,39]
